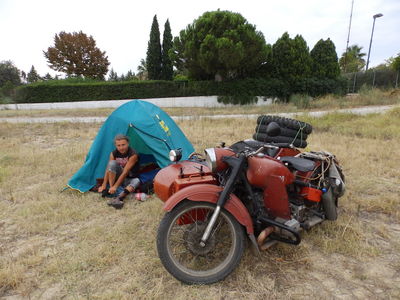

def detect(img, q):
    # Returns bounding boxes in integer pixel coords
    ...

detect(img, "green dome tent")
[68,100,194,192]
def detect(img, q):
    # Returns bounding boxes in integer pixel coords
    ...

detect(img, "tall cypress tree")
[146,15,162,80]
[161,19,173,80]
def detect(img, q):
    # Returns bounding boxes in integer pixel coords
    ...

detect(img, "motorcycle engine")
[290,204,307,223]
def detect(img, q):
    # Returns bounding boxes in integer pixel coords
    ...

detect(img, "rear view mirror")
[266,122,281,137]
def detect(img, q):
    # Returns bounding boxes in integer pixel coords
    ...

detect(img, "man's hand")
[109,186,117,195]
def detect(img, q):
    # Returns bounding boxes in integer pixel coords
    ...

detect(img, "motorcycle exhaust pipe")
[257,226,275,251]
[260,240,278,250]
[301,216,324,230]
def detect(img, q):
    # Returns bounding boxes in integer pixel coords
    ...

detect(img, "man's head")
[114,134,130,154]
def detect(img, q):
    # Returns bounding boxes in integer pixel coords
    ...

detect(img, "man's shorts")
[107,160,140,189]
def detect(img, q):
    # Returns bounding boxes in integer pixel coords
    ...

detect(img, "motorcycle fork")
[199,155,246,247]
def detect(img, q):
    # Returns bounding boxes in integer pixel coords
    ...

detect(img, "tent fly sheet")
[68,100,194,192]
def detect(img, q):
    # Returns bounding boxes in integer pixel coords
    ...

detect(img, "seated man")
[98,134,141,209]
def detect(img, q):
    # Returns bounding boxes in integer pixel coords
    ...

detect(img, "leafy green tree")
[146,15,162,80]
[270,32,312,81]
[27,65,41,83]
[310,38,340,79]
[339,44,366,73]
[161,19,173,80]
[172,10,269,80]
[391,53,400,72]
[44,31,110,80]
[391,53,400,88]
[0,60,21,87]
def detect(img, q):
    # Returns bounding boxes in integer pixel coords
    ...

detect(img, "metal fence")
[344,69,399,93]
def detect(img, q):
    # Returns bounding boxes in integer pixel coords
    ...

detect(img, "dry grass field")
[0,105,400,299]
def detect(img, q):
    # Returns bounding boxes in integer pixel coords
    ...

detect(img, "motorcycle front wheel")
[156,201,246,284]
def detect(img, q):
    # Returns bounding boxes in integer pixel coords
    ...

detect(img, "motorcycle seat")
[280,156,315,172]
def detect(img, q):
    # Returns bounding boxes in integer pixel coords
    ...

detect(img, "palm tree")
[136,59,148,80]
[339,45,366,73]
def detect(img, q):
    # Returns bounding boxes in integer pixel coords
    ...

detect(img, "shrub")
[14,77,347,104]
[290,94,312,109]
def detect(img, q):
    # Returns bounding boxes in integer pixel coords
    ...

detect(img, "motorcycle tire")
[156,201,246,284]
[255,124,309,140]
[322,187,338,221]
[253,133,308,148]
[257,115,313,134]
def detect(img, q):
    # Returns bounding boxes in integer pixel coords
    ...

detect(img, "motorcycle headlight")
[204,148,217,172]
[169,148,182,162]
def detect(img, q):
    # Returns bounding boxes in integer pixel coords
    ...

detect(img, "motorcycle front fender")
[163,183,254,235]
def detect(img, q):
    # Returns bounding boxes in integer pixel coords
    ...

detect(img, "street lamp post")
[365,13,383,71]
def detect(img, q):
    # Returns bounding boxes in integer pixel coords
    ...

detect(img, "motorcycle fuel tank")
[247,156,294,219]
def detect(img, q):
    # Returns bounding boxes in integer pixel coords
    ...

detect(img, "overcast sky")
[1,0,399,77]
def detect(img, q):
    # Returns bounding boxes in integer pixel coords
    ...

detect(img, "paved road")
[0,104,398,123]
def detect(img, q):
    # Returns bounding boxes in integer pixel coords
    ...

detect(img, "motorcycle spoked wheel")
[156,201,246,284]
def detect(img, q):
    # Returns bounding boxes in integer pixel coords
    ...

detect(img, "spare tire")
[253,133,308,148]
[255,124,309,140]
[257,115,313,134]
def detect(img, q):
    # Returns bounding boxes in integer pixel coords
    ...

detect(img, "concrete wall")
[0,96,273,110]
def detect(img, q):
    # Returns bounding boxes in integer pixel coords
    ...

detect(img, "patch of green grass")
[300,108,400,140]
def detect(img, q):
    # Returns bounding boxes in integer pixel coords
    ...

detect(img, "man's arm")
[110,154,138,192]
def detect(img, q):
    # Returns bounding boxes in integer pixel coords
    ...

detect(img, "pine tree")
[146,15,162,80]
[310,38,340,79]
[171,10,268,80]
[43,73,53,80]
[125,70,136,81]
[161,19,173,80]
[270,32,312,81]
[108,68,118,81]
[27,65,41,83]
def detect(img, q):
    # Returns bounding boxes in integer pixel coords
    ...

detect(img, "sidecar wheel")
[157,201,246,284]
[322,187,338,221]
